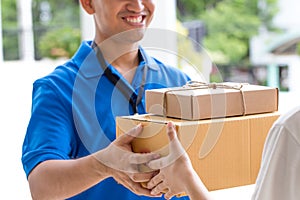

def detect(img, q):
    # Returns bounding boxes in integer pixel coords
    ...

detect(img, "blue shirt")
[22,41,190,200]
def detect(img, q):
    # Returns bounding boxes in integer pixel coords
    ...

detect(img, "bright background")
[1,0,300,199]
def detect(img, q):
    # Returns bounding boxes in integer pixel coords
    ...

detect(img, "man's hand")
[111,169,160,197]
[95,124,160,173]
[93,124,160,196]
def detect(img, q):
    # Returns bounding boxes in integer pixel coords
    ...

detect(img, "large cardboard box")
[116,112,280,191]
[145,83,278,120]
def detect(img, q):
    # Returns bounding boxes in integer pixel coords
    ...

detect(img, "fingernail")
[167,122,172,127]
[136,123,143,130]
[167,121,174,128]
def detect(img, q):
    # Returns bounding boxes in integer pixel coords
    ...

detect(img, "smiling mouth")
[122,15,146,24]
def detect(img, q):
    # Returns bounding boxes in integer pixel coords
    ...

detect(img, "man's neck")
[94,38,140,83]
[112,51,139,84]
[112,50,139,69]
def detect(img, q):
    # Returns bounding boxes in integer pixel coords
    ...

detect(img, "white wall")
[17,0,35,61]
[80,5,95,41]
[1,61,57,199]
[141,0,178,68]
[273,0,300,30]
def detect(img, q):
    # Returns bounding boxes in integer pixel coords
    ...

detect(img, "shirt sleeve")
[21,80,74,178]
[251,124,300,200]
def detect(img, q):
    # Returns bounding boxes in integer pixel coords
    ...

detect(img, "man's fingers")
[115,171,159,197]
[125,177,152,196]
[129,172,156,183]
[150,182,168,196]
[129,152,160,165]
[147,156,168,170]
[164,191,176,200]
[146,172,164,189]
[117,123,143,144]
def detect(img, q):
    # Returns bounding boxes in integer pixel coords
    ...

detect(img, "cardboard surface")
[145,83,278,120]
[116,112,280,191]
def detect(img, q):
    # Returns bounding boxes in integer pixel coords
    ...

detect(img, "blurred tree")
[1,0,81,60]
[201,0,261,64]
[177,0,278,64]
[32,0,81,59]
[38,27,81,59]
[177,0,225,20]
[1,0,19,60]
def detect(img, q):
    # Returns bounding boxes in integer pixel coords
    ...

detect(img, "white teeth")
[126,16,143,23]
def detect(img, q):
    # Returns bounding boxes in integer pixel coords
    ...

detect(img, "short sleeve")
[21,80,74,178]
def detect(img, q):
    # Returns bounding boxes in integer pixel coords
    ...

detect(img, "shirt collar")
[72,41,103,79]
[138,46,159,71]
[72,41,159,79]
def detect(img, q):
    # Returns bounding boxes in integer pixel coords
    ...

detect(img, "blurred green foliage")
[38,27,81,59]
[32,0,81,59]
[1,0,279,62]
[177,0,279,64]
[1,0,81,60]
[201,0,260,64]
[1,0,19,60]
[297,43,300,55]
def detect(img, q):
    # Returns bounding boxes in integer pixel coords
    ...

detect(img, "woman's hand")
[146,122,212,200]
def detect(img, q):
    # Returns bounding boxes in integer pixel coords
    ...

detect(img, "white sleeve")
[251,124,300,200]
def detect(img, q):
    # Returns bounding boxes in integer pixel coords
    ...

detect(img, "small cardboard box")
[145,83,278,120]
[116,112,280,191]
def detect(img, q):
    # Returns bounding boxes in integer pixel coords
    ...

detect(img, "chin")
[114,28,146,44]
